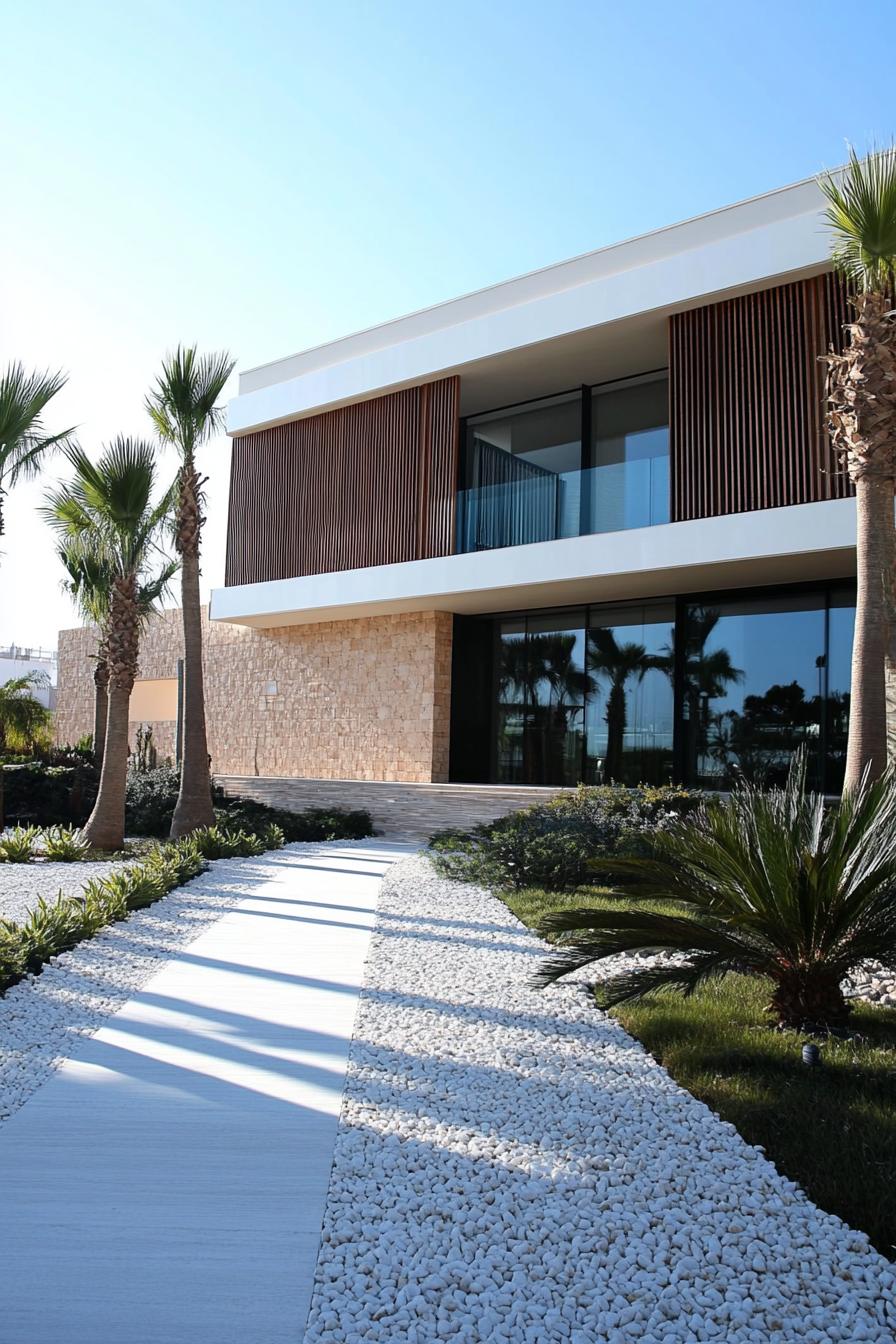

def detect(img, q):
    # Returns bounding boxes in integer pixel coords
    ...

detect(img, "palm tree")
[56,542,112,767]
[146,346,235,837]
[534,754,896,1030]
[0,672,53,827]
[587,628,654,783]
[0,364,74,540]
[819,146,896,790]
[43,440,177,850]
[55,540,174,771]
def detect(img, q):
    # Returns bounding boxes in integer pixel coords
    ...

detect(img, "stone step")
[216,776,570,840]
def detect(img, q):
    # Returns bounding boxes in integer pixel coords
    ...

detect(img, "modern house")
[56,172,862,829]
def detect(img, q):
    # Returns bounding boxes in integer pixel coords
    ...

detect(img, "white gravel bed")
[0,848,302,1124]
[303,854,895,1344]
[0,855,129,924]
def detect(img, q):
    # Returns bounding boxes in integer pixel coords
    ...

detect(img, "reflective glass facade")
[449,583,856,792]
[457,374,669,553]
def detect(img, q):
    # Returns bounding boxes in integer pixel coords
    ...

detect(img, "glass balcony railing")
[456,454,670,554]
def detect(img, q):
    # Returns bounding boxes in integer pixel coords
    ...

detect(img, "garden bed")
[504,882,896,1259]
[302,854,894,1342]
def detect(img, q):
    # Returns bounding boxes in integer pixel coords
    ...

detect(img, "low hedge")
[0,823,285,996]
[215,797,373,843]
[3,758,375,842]
[2,759,99,827]
[429,783,703,891]
[124,766,374,842]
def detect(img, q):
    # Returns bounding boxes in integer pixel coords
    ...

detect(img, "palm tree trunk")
[81,683,130,850]
[170,549,215,836]
[93,657,109,768]
[844,474,892,791]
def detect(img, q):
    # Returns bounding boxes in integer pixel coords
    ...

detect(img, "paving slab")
[0,839,413,1344]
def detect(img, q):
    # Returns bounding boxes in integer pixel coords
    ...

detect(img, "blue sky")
[2,0,895,647]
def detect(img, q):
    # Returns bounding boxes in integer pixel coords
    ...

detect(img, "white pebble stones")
[302,854,895,1344]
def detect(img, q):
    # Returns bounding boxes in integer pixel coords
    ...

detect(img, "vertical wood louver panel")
[224,375,460,586]
[670,273,854,521]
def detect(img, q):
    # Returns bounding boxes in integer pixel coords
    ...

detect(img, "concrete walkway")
[0,839,412,1344]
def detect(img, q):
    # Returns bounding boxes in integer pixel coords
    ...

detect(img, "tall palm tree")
[0,364,73,540]
[55,540,174,771]
[56,542,112,767]
[819,146,896,790]
[146,346,235,837]
[43,440,177,850]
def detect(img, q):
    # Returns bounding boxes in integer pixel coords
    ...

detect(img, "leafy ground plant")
[430,784,701,892]
[534,755,896,1030]
[41,825,92,862]
[190,825,266,860]
[0,825,39,863]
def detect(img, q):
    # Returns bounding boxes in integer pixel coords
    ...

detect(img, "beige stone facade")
[56,607,454,783]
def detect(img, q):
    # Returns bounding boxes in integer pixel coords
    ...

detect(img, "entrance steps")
[215,776,570,841]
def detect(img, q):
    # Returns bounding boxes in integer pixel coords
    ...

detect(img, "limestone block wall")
[56,607,454,784]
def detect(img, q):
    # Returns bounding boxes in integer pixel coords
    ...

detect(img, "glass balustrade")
[456,454,670,553]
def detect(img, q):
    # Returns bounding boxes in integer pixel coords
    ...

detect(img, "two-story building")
[56,173,862,830]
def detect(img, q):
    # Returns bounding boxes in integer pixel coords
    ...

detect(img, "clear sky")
[2,0,895,651]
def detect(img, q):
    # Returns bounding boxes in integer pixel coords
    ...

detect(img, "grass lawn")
[502,884,896,1260]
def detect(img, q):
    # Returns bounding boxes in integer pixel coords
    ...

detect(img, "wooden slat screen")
[225,375,460,586]
[670,273,853,521]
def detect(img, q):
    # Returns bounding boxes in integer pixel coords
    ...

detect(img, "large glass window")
[679,594,827,789]
[590,375,670,532]
[457,375,670,554]
[460,393,582,551]
[494,612,587,785]
[526,612,588,786]
[449,583,858,793]
[585,602,675,785]
[825,587,855,794]
[494,618,527,783]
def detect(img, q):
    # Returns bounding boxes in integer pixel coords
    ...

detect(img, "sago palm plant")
[43,439,178,850]
[819,146,896,789]
[534,754,896,1029]
[0,363,73,541]
[146,345,235,837]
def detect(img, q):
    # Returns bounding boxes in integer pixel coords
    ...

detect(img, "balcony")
[456,373,670,554]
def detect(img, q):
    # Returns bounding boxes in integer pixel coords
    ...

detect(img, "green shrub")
[215,796,373,842]
[41,825,92,862]
[125,765,182,837]
[0,825,40,863]
[534,755,896,1031]
[261,822,285,850]
[15,894,95,973]
[190,825,265,860]
[429,784,703,891]
[0,839,213,994]
[1,747,100,826]
[0,921,25,985]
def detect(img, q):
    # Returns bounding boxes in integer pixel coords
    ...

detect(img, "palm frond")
[0,363,74,487]
[145,344,235,458]
[819,144,896,292]
[535,749,896,1026]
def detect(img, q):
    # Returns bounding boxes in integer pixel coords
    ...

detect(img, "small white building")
[0,645,58,710]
